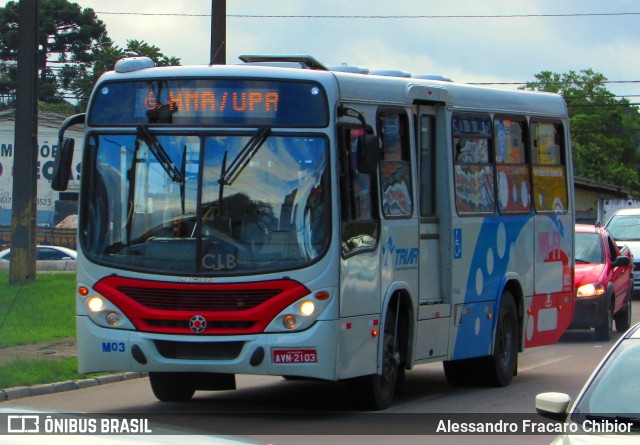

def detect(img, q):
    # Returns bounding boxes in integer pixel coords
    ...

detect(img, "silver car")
[0,245,77,261]
[605,208,640,295]
[536,322,640,443]
[0,245,77,271]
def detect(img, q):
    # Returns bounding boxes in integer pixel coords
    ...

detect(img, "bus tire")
[443,358,478,386]
[348,307,399,410]
[149,372,196,402]
[480,291,518,387]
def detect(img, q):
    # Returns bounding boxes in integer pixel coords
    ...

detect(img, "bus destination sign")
[138,88,280,119]
[89,79,328,127]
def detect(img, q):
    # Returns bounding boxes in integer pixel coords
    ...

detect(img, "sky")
[75,0,640,100]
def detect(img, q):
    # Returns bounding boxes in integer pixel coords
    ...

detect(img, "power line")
[36,65,640,89]
[470,80,640,86]
[569,103,640,107]
[82,11,640,19]
[572,128,640,133]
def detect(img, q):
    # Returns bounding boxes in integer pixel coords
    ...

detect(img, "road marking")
[519,355,574,372]
[385,393,444,412]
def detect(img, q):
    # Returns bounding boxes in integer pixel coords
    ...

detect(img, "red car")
[570,224,634,341]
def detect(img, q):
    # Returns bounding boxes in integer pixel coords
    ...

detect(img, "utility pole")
[210,0,226,65]
[10,0,39,284]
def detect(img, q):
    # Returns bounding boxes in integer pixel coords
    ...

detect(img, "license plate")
[272,349,317,364]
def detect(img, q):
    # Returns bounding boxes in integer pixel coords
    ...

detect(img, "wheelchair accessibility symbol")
[454,228,462,259]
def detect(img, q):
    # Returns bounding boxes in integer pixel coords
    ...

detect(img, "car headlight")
[576,282,606,298]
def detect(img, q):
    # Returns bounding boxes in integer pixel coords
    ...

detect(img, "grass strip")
[0,271,75,347]
[0,358,81,389]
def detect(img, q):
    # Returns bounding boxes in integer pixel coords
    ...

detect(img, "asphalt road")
[3,300,639,445]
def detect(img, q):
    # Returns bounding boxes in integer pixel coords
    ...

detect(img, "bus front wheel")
[149,372,196,402]
[348,307,400,410]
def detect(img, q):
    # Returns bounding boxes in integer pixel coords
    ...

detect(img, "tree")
[0,0,110,104]
[0,61,15,109]
[72,39,181,109]
[523,69,640,193]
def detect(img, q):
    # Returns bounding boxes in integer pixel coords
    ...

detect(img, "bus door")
[336,125,382,378]
[415,107,450,361]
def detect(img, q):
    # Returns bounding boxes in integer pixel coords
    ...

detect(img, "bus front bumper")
[76,315,339,381]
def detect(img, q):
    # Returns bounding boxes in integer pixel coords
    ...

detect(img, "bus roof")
[97,60,568,119]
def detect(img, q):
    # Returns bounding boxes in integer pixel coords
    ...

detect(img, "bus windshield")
[80,131,329,275]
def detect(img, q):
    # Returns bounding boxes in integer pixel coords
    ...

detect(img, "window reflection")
[82,133,329,275]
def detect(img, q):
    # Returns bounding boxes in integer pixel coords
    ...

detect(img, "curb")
[0,372,146,402]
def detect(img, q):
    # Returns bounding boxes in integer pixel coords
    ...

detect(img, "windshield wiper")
[137,125,184,184]
[220,126,270,186]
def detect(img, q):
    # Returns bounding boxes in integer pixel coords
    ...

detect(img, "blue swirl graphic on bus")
[452,215,529,359]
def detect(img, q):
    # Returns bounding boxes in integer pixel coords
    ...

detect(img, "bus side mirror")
[52,138,74,191]
[357,134,380,174]
[53,113,85,192]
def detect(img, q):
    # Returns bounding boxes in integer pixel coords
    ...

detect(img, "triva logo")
[382,236,418,270]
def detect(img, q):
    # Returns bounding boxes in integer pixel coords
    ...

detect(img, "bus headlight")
[87,296,105,312]
[283,315,298,329]
[78,284,134,330]
[300,300,315,316]
[106,312,121,327]
[266,289,334,333]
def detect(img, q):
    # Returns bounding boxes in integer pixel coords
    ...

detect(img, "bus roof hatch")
[239,54,328,70]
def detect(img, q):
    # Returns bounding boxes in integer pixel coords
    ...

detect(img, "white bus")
[54,55,575,410]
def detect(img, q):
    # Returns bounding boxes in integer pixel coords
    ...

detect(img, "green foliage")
[73,39,181,109]
[0,0,110,104]
[0,271,75,347]
[0,1,180,109]
[523,69,640,193]
[38,100,76,114]
[125,39,182,67]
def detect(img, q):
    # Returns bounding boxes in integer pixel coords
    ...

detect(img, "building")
[0,109,82,227]
[574,176,635,224]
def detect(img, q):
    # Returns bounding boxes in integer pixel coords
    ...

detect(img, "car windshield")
[606,215,640,241]
[80,132,329,275]
[571,339,640,423]
[575,232,604,264]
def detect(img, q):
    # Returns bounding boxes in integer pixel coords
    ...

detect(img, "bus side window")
[530,121,568,213]
[452,113,495,215]
[379,111,413,218]
[339,127,379,255]
[494,117,531,214]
